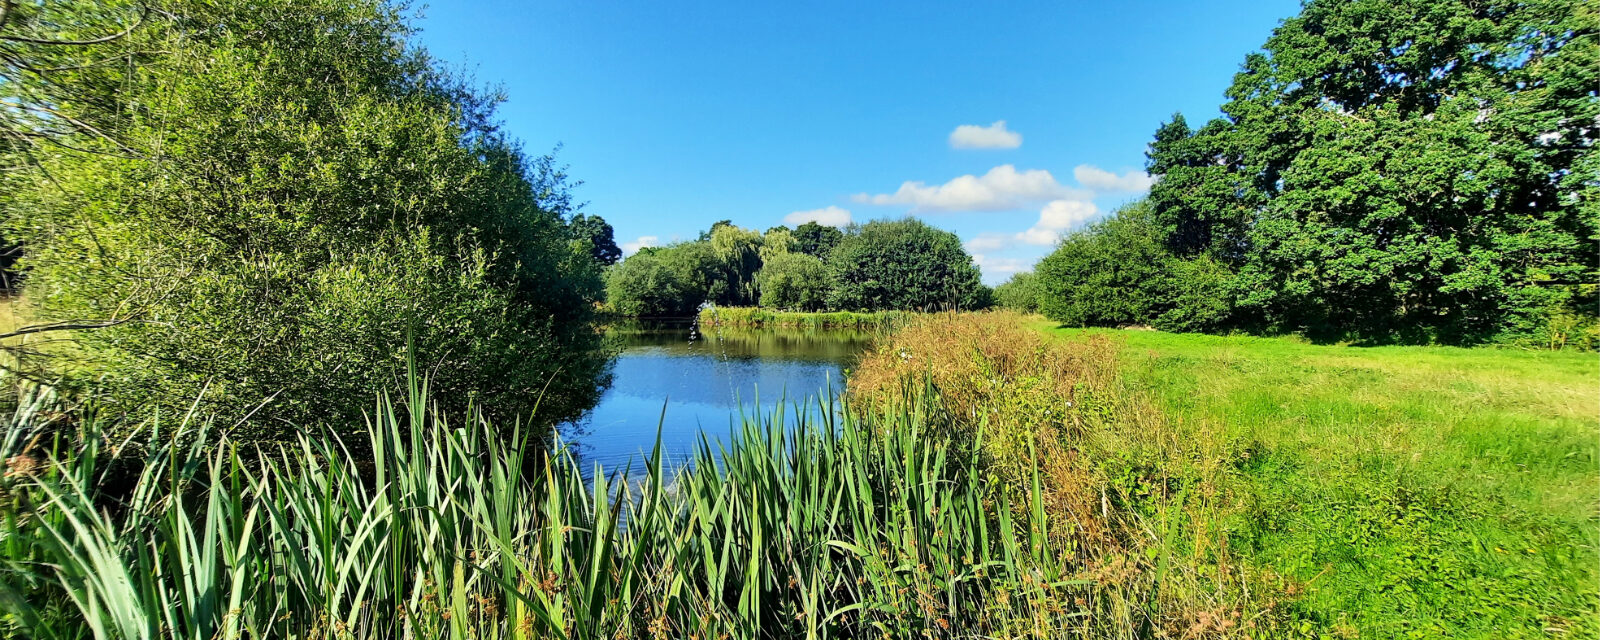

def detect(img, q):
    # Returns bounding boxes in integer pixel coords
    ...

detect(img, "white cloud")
[621,235,658,256]
[783,206,853,227]
[852,165,1090,213]
[1019,199,1100,246]
[964,199,1101,253]
[949,120,1022,149]
[964,233,1013,253]
[1072,165,1155,192]
[971,254,1029,279]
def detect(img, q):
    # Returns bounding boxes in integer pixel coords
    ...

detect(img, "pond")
[559,320,875,475]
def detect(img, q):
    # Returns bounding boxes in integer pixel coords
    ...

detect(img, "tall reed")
[1,373,1094,638]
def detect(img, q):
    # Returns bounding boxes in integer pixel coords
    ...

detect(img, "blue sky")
[414,1,1299,283]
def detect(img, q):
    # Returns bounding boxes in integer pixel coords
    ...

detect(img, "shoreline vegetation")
[697,306,910,330]
[9,311,1590,637]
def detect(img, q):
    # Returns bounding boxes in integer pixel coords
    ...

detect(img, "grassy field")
[1037,321,1600,637]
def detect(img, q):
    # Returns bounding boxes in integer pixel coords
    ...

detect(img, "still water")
[559,321,874,474]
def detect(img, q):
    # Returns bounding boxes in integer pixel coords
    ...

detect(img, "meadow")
[1038,323,1600,637]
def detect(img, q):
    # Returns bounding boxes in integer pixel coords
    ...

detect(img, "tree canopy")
[1,0,614,434]
[1137,0,1598,344]
[826,219,985,312]
[605,218,987,315]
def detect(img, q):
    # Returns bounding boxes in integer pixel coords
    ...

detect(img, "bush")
[993,271,1043,313]
[755,252,830,311]
[1152,255,1235,333]
[604,246,705,316]
[826,219,985,312]
[1035,203,1170,326]
[2,0,610,436]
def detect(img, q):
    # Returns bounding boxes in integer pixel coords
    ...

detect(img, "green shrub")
[1152,255,1235,333]
[2,0,610,436]
[1035,203,1170,327]
[826,219,985,311]
[605,244,709,316]
[993,271,1043,313]
[755,252,830,311]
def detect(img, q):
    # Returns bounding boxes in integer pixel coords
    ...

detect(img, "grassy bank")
[1034,322,1600,637]
[697,306,909,330]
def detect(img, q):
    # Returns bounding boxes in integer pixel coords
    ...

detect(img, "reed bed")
[697,306,910,330]
[1,372,1098,639]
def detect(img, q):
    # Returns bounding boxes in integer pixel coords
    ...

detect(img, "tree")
[1035,204,1170,327]
[757,252,830,311]
[993,272,1042,313]
[605,245,704,316]
[1146,0,1598,344]
[707,224,764,305]
[826,219,984,311]
[793,221,843,258]
[2,0,612,436]
[569,213,622,266]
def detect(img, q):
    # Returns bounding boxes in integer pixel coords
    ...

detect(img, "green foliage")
[2,374,1091,639]
[1036,204,1171,327]
[1144,0,1599,345]
[706,224,765,305]
[698,306,907,330]
[1,0,610,435]
[755,252,830,311]
[826,219,985,312]
[607,218,984,316]
[1150,255,1234,333]
[604,243,710,316]
[993,271,1043,313]
[569,213,622,266]
[792,221,844,258]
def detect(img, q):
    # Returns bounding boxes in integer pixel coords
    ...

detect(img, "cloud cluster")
[963,199,1100,255]
[948,120,1022,149]
[783,206,853,227]
[852,165,1091,213]
[621,235,658,256]
[1073,165,1155,192]
[970,253,1029,277]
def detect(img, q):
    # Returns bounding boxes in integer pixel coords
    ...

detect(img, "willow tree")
[3,0,611,436]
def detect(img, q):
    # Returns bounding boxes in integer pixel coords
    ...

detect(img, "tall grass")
[698,306,909,331]
[1,371,1102,638]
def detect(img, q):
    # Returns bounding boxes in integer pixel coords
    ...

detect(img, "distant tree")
[568,213,622,266]
[698,219,734,241]
[993,272,1042,313]
[1146,0,1598,344]
[793,221,843,258]
[605,244,707,316]
[757,252,830,311]
[826,219,984,311]
[759,227,798,262]
[707,224,764,305]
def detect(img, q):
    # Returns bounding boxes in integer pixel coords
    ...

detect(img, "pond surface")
[559,321,874,474]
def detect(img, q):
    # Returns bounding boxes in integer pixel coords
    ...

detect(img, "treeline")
[605,218,989,316]
[999,0,1598,348]
[0,0,619,435]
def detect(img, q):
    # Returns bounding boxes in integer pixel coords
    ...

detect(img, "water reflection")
[559,320,873,475]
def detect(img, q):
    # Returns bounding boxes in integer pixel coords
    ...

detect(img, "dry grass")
[848,311,1288,637]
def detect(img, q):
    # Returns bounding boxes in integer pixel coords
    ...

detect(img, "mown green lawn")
[1037,321,1599,638]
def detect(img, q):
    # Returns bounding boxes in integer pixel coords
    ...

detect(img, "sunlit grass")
[1037,320,1600,637]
